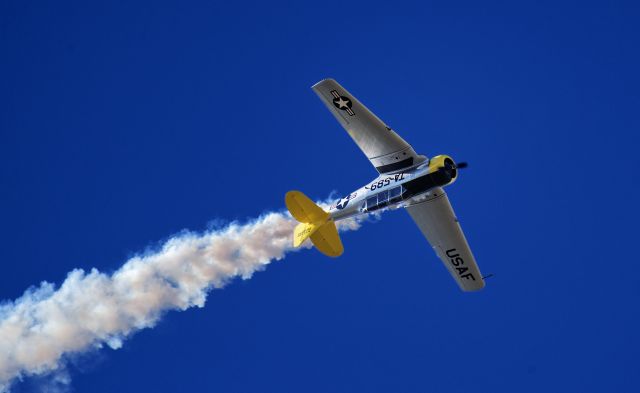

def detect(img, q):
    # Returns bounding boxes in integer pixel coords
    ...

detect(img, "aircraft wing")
[405,188,485,291]
[312,78,426,174]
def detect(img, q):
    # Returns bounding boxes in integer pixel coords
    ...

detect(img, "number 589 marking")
[370,178,390,191]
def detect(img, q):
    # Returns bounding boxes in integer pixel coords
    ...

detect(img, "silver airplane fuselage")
[327,154,459,222]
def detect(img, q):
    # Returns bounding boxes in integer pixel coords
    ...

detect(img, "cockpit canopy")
[362,185,406,212]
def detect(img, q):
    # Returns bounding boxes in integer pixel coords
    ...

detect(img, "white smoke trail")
[0,207,365,392]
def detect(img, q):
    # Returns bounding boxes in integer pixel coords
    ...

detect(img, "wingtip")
[311,77,336,89]
[461,279,486,292]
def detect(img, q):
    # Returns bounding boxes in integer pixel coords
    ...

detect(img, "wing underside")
[312,78,426,174]
[405,188,485,291]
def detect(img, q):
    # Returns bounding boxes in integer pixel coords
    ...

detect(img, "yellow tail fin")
[285,191,344,257]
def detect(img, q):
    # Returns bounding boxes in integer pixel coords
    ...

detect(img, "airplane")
[285,79,485,291]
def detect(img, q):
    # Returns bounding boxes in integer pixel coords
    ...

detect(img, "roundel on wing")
[332,96,353,111]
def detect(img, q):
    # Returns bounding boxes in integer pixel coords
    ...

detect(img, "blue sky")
[1,1,639,392]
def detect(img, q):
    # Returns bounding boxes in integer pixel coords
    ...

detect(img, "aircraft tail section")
[285,191,344,257]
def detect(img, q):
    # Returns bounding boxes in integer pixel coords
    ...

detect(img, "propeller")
[434,161,468,183]
[437,161,468,171]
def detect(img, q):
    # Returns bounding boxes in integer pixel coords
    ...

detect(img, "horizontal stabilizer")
[309,221,343,257]
[285,191,329,223]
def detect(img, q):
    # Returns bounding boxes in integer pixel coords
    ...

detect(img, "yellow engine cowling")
[427,155,459,185]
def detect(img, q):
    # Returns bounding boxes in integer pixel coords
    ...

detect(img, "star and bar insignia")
[331,90,355,116]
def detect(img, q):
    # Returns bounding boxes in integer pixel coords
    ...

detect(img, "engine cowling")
[428,155,459,185]
[401,154,461,197]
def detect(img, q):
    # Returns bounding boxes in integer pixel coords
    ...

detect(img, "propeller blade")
[456,162,468,169]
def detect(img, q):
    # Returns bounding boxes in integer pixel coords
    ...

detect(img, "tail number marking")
[369,173,405,191]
